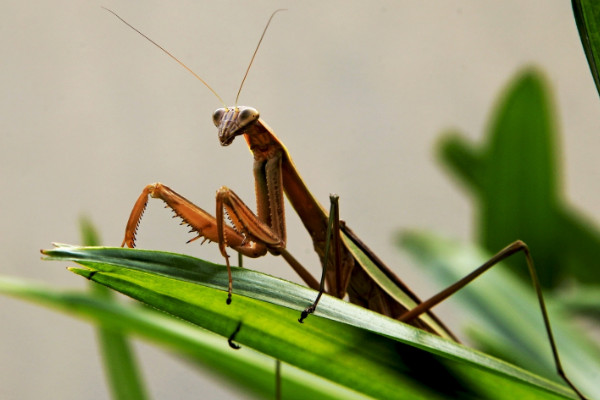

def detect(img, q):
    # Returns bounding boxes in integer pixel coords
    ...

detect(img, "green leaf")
[437,69,600,288]
[559,285,600,320]
[0,275,364,400]
[342,232,455,341]
[556,208,600,283]
[572,0,600,98]
[436,131,484,191]
[43,245,580,399]
[400,230,600,399]
[479,70,559,285]
[79,216,102,248]
[79,216,148,400]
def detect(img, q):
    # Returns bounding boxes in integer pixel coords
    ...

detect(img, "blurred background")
[1,1,599,399]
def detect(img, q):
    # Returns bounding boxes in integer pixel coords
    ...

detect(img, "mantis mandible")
[105,9,587,399]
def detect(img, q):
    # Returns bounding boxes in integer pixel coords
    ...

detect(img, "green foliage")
[79,216,148,400]
[405,65,600,400]
[1,6,599,400]
[40,245,579,400]
[438,69,600,288]
[572,0,600,97]
[342,232,454,340]
[0,274,362,400]
[401,231,600,399]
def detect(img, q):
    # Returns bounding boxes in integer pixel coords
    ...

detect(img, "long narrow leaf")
[401,231,599,399]
[437,69,600,288]
[43,245,580,400]
[80,217,148,400]
[0,275,366,400]
[572,0,600,97]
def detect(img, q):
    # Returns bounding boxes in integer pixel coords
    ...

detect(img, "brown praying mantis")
[105,9,587,399]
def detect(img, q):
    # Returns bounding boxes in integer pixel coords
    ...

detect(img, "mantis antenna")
[102,7,227,107]
[235,9,286,106]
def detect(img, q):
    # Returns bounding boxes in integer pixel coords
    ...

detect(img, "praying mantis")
[105,9,587,399]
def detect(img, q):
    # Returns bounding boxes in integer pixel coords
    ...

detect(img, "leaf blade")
[43,245,580,399]
[79,216,148,400]
[0,275,367,400]
[572,0,600,98]
[400,230,599,399]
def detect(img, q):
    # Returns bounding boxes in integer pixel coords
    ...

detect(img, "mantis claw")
[298,306,315,323]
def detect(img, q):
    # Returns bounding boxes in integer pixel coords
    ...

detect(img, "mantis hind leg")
[400,241,587,400]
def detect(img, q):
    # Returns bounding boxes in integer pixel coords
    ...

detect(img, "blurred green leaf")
[438,68,600,288]
[435,132,484,191]
[41,245,581,399]
[559,285,600,319]
[79,216,102,247]
[79,216,147,400]
[400,230,599,399]
[0,275,363,400]
[572,0,600,98]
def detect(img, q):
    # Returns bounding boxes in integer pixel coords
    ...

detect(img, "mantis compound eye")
[237,107,259,126]
[212,108,227,127]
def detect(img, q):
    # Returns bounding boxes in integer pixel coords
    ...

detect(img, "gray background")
[2,1,599,399]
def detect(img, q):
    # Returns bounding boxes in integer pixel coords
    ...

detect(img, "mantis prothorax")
[105,9,587,399]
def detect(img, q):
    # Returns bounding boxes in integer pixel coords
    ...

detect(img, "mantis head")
[104,8,278,148]
[213,106,260,146]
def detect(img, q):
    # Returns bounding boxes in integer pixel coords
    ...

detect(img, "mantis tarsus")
[105,8,587,400]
